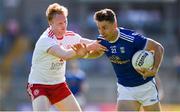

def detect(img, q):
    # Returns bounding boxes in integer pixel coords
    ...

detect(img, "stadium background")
[0,0,180,111]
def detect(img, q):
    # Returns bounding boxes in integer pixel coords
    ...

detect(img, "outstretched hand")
[87,40,107,52]
[71,43,88,58]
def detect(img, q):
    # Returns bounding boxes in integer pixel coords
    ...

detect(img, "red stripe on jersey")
[48,30,54,38]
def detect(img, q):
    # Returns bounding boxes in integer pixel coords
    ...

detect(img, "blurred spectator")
[173,54,180,80]
[0,25,4,56]
[175,26,180,51]
[0,19,22,110]
[0,34,31,110]
[29,15,47,42]
[66,60,89,110]
[118,9,162,34]
[5,19,20,40]
[171,54,180,102]
[155,75,164,101]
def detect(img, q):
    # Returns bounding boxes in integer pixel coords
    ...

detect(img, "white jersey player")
[28,28,91,85]
[27,3,106,111]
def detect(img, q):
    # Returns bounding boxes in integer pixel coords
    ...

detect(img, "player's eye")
[58,22,63,25]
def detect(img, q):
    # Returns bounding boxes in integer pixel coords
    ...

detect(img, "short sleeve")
[65,31,82,44]
[74,33,82,39]
[133,33,147,50]
[36,37,58,52]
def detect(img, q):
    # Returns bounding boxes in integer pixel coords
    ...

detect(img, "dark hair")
[94,8,116,23]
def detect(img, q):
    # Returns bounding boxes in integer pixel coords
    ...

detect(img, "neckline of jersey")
[48,27,64,40]
[109,28,120,43]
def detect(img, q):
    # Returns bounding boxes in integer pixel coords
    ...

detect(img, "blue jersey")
[97,27,154,87]
[66,70,86,95]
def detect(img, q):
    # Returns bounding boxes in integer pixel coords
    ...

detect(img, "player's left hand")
[136,68,157,79]
[87,40,107,52]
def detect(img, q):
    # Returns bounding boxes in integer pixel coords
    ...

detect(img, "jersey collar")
[48,26,64,40]
[109,28,120,43]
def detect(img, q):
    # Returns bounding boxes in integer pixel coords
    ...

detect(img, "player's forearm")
[152,43,164,73]
[61,49,79,60]
[47,45,78,60]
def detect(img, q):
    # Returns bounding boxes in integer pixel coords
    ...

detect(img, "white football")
[132,50,154,69]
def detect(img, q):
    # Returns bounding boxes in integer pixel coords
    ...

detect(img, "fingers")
[136,68,148,76]
[137,70,147,80]
[82,43,87,48]
[72,42,107,53]
[136,69,145,76]
[94,41,107,51]
[136,68,155,79]
[100,45,108,51]
[143,76,147,80]
[71,43,86,51]
[71,45,78,52]
[71,44,80,52]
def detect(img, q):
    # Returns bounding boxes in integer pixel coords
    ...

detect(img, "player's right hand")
[71,43,88,57]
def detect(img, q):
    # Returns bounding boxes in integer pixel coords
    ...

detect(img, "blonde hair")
[46,3,68,22]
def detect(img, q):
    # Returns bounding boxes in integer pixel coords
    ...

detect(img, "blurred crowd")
[0,0,180,110]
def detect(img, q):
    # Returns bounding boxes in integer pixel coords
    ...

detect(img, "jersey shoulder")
[119,27,146,43]
[65,31,76,36]
[40,28,55,40]
[65,31,81,38]
[36,28,58,48]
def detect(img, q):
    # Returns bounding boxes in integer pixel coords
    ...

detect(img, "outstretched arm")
[47,43,88,60]
[80,38,106,59]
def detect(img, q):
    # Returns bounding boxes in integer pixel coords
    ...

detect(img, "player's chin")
[60,30,66,34]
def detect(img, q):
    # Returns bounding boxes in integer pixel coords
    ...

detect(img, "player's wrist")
[151,66,158,73]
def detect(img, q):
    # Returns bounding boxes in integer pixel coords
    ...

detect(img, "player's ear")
[48,20,52,26]
[114,21,117,28]
[66,18,68,26]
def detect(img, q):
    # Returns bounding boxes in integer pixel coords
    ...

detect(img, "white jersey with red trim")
[28,28,82,85]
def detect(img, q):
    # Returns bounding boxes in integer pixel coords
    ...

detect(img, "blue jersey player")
[66,60,88,109]
[87,9,164,111]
